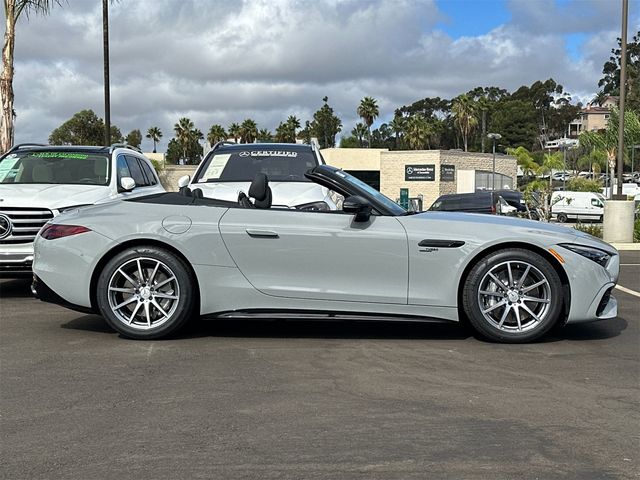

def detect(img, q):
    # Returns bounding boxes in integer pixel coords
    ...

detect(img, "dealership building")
[320,148,518,210]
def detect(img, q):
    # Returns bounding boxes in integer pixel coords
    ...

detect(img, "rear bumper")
[0,243,35,278]
[31,274,95,314]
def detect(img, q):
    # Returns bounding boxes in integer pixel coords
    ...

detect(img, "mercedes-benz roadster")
[32,165,619,342]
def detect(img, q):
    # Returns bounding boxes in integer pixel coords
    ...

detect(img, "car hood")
[400,211,595,246]
[192,181,328,207]
[0,184,112,210]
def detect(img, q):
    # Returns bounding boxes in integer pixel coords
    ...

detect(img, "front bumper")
[0,243,35,278]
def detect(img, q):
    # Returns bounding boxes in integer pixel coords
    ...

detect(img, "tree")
[228,123,241,143]
[389,115,406,149]
[351,123,368,147]
[310,97,342,148]
[539,152,564,187]
[489,99,538,149]
[146,126,162,153]
[239,119,258,144]
[298,121,312,145]
[404,114,431,150]
[48,109,122,145]
[2,0,61,153]
[591,91,608,107]
[165,137,202,165]
[125,129,142,148]
[257,128,273,142]
[566,177,602,193]
[451,94,478,151]
[285,115,300,139]
[599,30,639,111]
[580,108,640,182]
[357,96,379,148]
[174,117,196,163]
[206,124,226,147]
[506,146,538,177]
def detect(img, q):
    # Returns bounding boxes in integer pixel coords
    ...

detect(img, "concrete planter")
[603,200,635,243]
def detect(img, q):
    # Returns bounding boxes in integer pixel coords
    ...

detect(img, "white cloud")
[11,0,631,151]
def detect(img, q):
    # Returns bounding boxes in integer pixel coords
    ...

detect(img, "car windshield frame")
[306,165,407,216]
[0,150,111,186]
[193,148,319,184]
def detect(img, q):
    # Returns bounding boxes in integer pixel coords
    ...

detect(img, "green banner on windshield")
[31,152,89,159]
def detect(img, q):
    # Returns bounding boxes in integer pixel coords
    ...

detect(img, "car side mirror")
[120,176,136,192]
[177,175,191,189]
[343,195,372,222]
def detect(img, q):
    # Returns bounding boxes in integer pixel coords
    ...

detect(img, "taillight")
[40,224,91,240]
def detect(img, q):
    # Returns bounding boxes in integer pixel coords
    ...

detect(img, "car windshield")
[195,149,318,183]
[0,151,110,186]
[332,169,407,216]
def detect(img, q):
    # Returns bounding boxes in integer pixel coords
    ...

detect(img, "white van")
[551,191,605,223]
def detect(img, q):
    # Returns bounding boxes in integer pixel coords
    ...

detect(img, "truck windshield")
[195,150,317,183]
[0,151,110,186]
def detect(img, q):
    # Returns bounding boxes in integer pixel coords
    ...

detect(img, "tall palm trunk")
[481,110,486,153]
[1,3,16,153]
[102,0,111,145]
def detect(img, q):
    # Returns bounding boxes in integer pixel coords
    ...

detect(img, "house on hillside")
[567,95,618,137]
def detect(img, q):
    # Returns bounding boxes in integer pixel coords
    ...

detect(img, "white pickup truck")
[0,144,165,277]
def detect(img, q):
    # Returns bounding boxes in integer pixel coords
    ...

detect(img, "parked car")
[180,142,338,211]
[551,191,605,223]
[551,171,573,182]
[0,143,165,277]
[428,192,517,215]
[32,165,619,343]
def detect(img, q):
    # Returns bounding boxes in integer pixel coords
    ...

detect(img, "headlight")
[559,243,612,267]
[296,201,330,212]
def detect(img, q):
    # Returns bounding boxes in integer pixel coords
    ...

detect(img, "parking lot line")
[615,284,640,298]
[620,264,640,266]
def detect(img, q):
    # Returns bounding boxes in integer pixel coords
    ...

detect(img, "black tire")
[462,248,563,343]
[96,246,196,339]
[557,213,568,223]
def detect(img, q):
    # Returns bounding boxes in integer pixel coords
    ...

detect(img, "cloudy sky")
[11,0,640,151]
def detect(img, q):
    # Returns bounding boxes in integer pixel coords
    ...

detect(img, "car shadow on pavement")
[0,279,33,298]
[60,314,628,342]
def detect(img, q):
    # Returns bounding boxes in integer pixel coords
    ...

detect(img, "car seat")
[246,173,272,209]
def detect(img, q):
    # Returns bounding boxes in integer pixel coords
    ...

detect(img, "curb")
[609,243,640,251]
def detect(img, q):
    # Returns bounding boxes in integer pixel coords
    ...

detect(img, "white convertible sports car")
[32,165,619,343]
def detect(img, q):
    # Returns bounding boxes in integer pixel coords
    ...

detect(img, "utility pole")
[103,0,111,146]
[616,0,628,198]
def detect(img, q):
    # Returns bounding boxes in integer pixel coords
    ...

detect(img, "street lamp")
[487,133,502,190]
[558,138,572,190]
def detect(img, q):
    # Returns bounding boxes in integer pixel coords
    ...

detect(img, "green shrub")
[634,218,640,243]
[150,159,165,173]
[574,222,603,239]
[566,177,602,193]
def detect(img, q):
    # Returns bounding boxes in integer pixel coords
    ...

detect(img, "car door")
[115,155,159,199]
[219,208,409,304]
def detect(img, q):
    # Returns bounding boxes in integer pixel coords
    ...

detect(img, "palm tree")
[257,128,273,142]
[389,115,405,149]
[207,124,226,147]
[404,115,431,150]
[240,119,258,144]
[506,146,538,177]
[228,123,241,143]
[451,94,478,152]
[1,0,60,153]
[146,126,162,153]
[351,123,368,147]
[540,152,564,188]
[591,90,608,107]
[357,96,379,148]
[174,117,195,163]
[286,115,301,141]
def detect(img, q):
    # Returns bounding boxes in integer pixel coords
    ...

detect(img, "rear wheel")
[96,246,195,339]
[557,213,568,223]
[462,249,563,343]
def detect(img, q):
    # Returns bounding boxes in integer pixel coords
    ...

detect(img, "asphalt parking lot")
[1,252,638,480]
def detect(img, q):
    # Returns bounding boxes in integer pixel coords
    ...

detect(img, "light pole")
[632,144,639,175]
[487,133,502,190]
[558,138,572,190]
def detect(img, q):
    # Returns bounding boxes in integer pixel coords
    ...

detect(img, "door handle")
[246,229,279,238]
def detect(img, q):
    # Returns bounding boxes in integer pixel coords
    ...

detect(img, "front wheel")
[557,213,568,223]
[96,246,196,339]
[462,249,563,343]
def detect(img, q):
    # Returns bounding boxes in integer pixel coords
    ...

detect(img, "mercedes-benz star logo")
[406,167,414,174]
[239,151,251,157]
[0,214,12,240]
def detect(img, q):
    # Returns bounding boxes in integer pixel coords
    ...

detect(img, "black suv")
[428,192,516,215]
